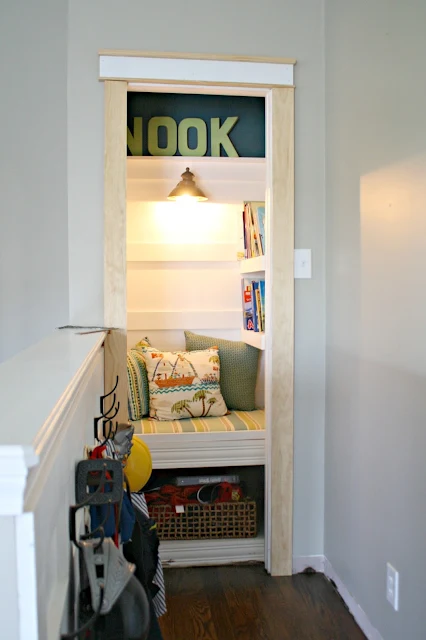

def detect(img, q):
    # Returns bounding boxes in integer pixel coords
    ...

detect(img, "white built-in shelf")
[241,329,266,350]
[239,255,266,275]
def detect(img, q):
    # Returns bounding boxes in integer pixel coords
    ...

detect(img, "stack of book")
[242,202,265,258]
[242,278,265,332]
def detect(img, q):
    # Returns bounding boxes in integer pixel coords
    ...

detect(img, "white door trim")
[99,52,294,87]
[100,51,295,575]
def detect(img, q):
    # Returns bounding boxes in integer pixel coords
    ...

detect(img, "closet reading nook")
[126,89,268,565]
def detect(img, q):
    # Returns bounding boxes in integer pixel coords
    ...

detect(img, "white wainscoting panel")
[0,330,105,640]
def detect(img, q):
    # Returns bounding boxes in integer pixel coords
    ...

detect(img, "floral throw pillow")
[140,347,228,421]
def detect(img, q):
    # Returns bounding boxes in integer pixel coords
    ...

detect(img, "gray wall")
[324,1,426,637]
[0,1,69,362]
[68,0,326,556]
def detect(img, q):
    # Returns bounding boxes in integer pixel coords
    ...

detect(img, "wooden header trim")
[98,49,297,66]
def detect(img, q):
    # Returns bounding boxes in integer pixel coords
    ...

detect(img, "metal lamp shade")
[167,167,208,201]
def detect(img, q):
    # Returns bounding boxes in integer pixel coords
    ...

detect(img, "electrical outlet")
[386,563,399,611]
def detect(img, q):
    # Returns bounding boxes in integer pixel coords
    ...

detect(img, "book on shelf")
[242,277,265,333]
[252,280,260,332]
[176,474,240,487]
[257,205,265,255]
[259,280,266,332]
[254,283,263,332]
[242,279,255,331]
[242,201,266,259]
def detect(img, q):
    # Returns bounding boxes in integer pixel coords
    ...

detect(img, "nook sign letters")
[127,92,265,158]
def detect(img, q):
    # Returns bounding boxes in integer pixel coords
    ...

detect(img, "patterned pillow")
[184,331,260,411]
[127,337,151,420]
[140,347,228,421]
[134,337,151,349]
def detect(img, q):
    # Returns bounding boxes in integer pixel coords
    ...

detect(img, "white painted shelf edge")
[239,255,266,274]
[159,535,265,568]
[241,329,266,350]
[136,430,265,469]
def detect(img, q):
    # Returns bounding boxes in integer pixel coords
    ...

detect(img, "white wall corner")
[0,447,38,516]
[324,557,383,640]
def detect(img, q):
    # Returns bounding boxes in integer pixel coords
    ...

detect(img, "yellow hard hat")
[124,437,153,492]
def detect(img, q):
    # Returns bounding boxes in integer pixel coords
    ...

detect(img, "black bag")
[123,507,160,598]
[123,507,164,640]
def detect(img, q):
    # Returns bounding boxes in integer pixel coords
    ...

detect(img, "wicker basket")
[148,501,257,540]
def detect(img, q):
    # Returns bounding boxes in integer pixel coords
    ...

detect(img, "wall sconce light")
[167,167,208,202]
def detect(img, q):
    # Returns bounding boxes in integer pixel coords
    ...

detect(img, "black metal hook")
[101,392,117,415]
[103,401,120,422]
[93,404,119,442]
[99,420,118,447]
[100,376,119,414]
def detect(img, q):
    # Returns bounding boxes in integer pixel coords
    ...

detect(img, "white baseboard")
[292,555,382,640]
[292,555,325,574]
[324,557,383,640]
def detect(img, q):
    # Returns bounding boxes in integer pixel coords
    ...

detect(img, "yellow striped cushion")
[131,409,265,435]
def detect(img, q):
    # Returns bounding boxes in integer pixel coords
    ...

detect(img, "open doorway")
[101,51,295,575]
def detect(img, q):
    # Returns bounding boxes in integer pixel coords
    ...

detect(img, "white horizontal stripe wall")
[127,195,264,407]
[127,201,243,336]
[127,157,266,204]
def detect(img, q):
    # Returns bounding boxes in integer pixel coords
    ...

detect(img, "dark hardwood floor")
[159,565,366,640]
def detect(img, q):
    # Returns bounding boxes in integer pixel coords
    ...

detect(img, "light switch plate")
[386,563,399,611]
[294,249,312,279]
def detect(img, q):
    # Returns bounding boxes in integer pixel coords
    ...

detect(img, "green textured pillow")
[184,331,259,411]
[127,337,151,420]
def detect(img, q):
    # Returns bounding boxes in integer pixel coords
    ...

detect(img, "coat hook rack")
[62,459,125,639]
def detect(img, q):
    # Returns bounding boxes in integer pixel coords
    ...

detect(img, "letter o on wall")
[178,118,207,156]
[148,116,177,155]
